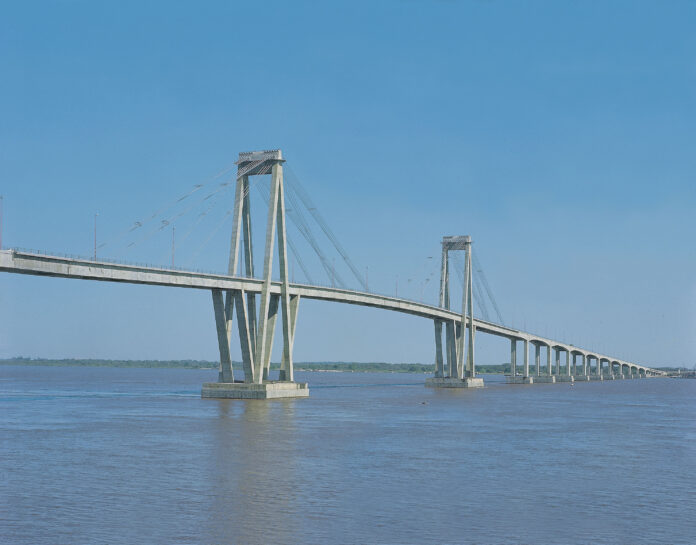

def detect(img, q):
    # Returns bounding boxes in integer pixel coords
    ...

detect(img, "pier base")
[201,381,309,399]
[573,375,591,381]
[425,377,485,388]
[507,376,534,384]
[556,375,574,382]
[590,376,604,381]
[534,376,556,383]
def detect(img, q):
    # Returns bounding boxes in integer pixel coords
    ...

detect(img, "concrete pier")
[507,376,534,384]
[202,381,309,399]
[426,377,484,388]
[534,376,556,383]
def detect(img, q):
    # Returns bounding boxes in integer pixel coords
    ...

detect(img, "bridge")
[0,149,664,398]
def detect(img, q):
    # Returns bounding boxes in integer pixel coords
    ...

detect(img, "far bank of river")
[0,358,512,374]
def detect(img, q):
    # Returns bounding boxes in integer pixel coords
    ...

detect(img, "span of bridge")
[0,149,664,398]
[0,248,663,382]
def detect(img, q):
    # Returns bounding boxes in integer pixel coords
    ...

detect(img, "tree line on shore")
[1,357,515,374]
[3,358,686,373]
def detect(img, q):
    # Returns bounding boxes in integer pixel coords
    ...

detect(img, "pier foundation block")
[507,376,534,384]
[201,381,309,399]
[533,376,556,383]
[556,375,574,382]
[425,377,485,388]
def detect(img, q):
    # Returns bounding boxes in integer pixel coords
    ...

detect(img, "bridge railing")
[5,247,429,302]
[9,247,229,278]
[7,246,449,308]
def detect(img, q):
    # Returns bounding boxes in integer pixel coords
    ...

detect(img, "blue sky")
[1,0,694,367]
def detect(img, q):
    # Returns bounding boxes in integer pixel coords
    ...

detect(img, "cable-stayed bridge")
[0,150,665,398]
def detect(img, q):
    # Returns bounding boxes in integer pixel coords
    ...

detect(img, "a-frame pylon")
[202,150,308,399]
[426,235,483,389]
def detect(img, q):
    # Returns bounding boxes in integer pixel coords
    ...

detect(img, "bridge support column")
[573,353,590,381]
[590,357,603,380]
[212,288,234,383]
[524,340,529,377]
[556,349,574,382]
[571,353,586,381]
[445,320,457,378]
[508,338,534,383]
[279,295,300,382]
[533,345,556,383]
[202,150,308,400]
[434,321,444,377]
[566,351,571,376]
[535,344,540,377]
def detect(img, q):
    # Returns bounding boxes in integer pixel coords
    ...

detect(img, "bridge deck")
[0,250,660,375]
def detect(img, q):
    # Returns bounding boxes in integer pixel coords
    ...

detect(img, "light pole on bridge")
[93,213,99,261]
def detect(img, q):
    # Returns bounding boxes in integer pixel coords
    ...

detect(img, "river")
[1,365,694,544]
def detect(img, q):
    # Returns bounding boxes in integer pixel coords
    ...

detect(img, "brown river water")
[1,365,694,544]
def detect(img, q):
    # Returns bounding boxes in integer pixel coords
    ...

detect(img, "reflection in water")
[209,399,300,544]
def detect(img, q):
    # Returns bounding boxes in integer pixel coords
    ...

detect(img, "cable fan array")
[97,163,237,256]
[451,251,505,326]
[95,159,506,326]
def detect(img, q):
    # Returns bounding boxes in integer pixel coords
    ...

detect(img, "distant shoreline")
[0,358,512,374]
[1,359,682,374]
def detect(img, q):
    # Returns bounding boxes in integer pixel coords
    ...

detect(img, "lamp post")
[94,213,99,261]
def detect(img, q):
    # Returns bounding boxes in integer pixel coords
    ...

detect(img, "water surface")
[1,366,694,544]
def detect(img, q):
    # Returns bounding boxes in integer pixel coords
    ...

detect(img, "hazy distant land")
[2,358,684,374]
[1,357,513,374]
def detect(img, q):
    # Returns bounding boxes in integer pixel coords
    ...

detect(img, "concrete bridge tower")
[426,235,483,388]
[202,150,308,399]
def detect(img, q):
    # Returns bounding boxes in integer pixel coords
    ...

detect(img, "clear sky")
[1,0,694,367]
